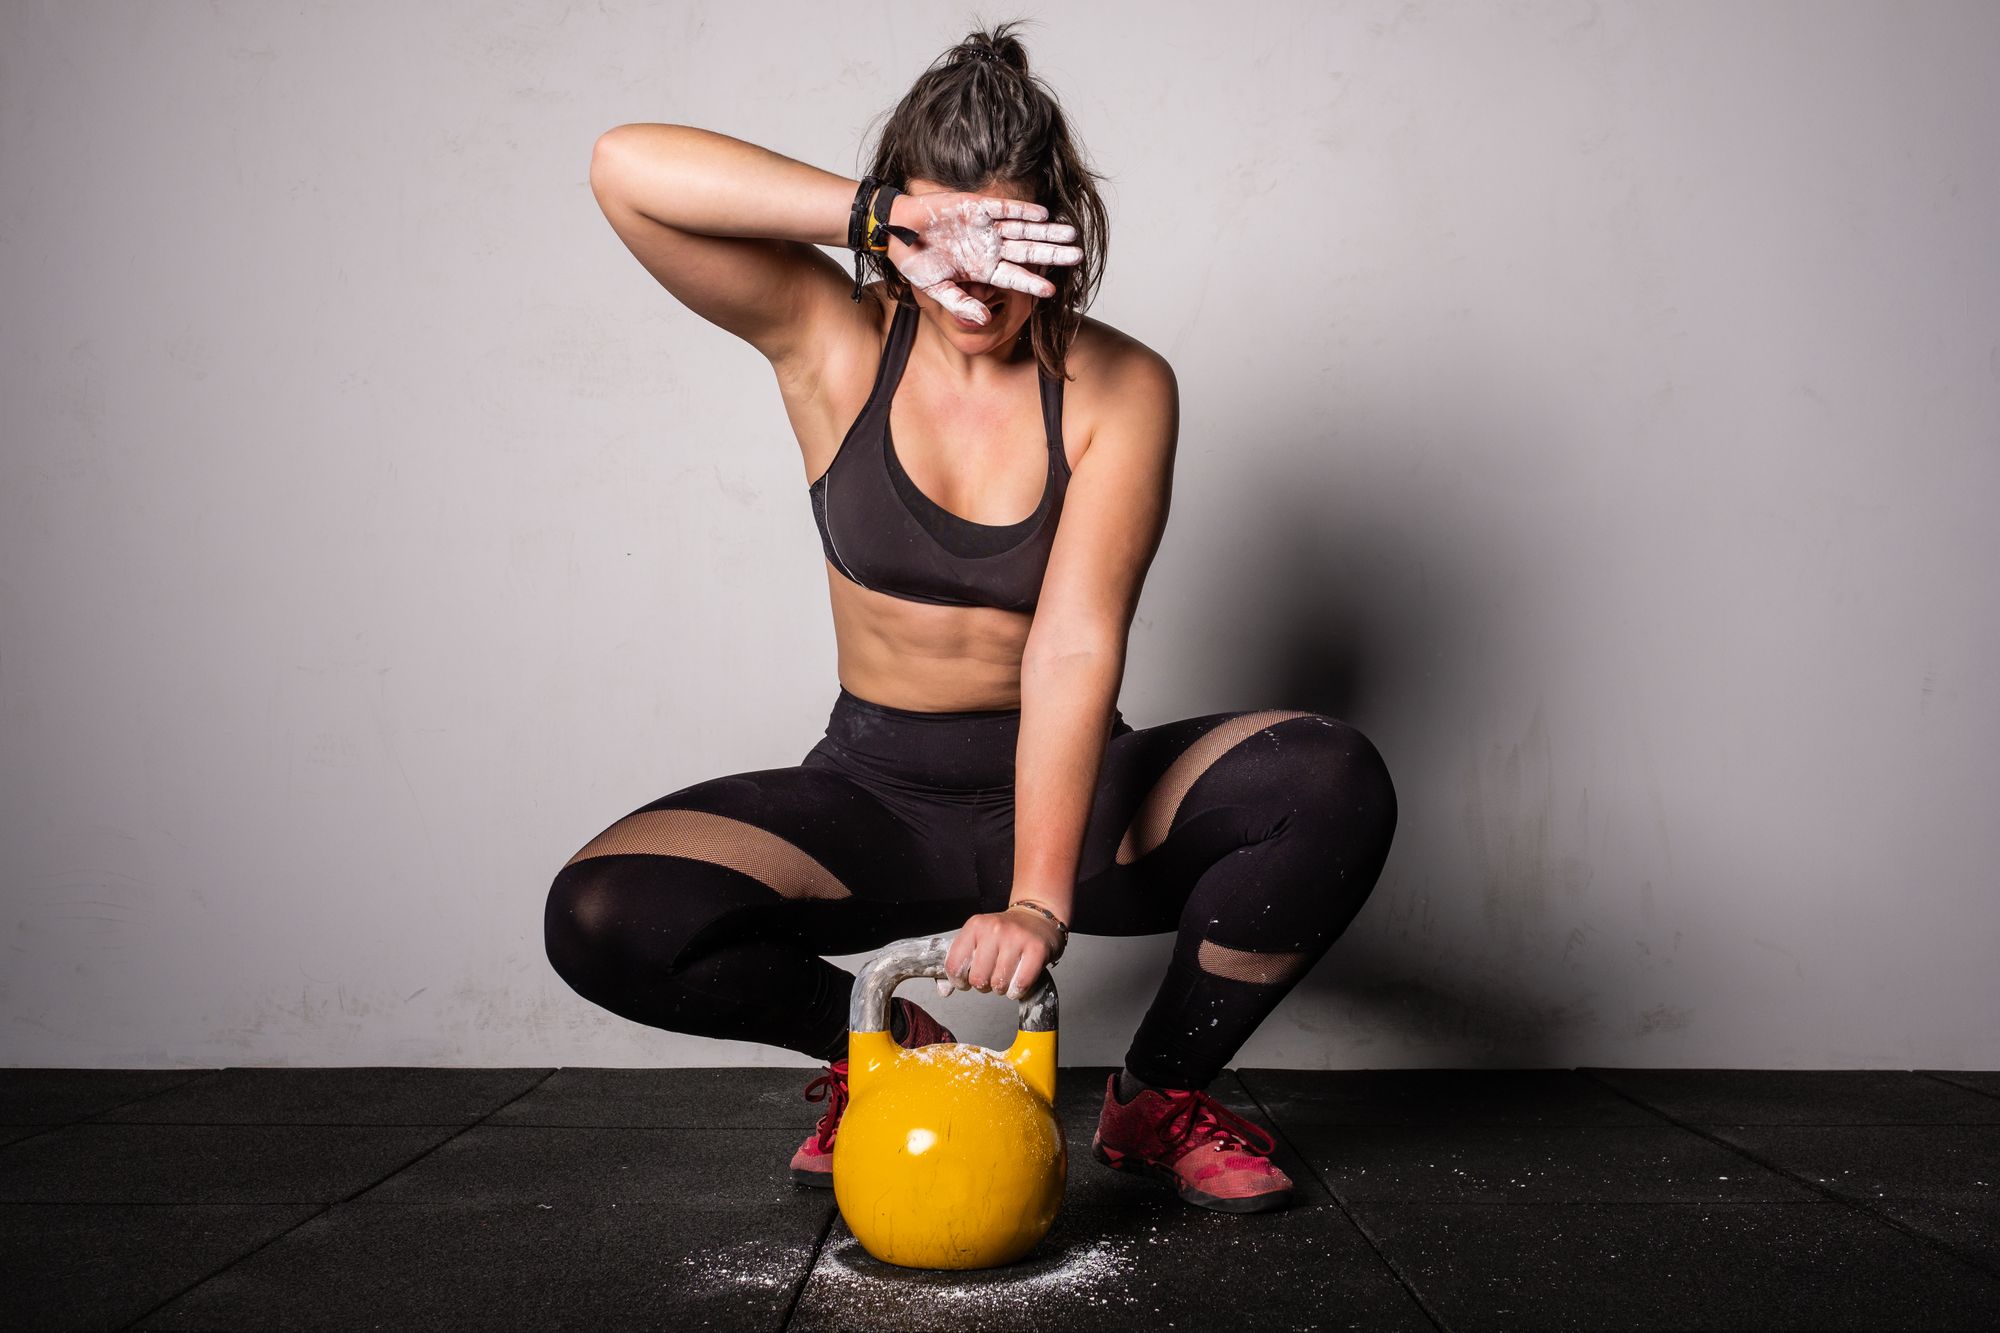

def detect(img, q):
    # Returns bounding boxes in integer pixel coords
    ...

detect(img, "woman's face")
[903,175,1050,354]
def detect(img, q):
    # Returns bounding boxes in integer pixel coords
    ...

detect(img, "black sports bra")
[808,295,1069,613]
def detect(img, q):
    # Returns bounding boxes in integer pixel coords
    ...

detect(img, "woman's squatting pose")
[544,24,1398,1214]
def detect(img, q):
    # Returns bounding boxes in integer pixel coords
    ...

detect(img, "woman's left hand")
[937,905,1064,1001]
[884,189,1081,326]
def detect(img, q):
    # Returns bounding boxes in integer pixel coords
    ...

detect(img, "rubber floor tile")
[355,1124,840,1216]
[1865,1197,2000,1276]
[139,1199,825,1333]
[1706,1124,2000,1204]
[1585,1069,2000,1125]
[487,1065,831,1128]
[1239,1068,1659,1126]
[789,1201,1429,1333]
[1,1202,318,1333]
[0,1123,462,1204]
[0,1069,219,1125]
[1290,1123,1815,1204]
[1352,1201,2000,1331]
[95,1066,552,1125]
[1925,1071,2000,1100]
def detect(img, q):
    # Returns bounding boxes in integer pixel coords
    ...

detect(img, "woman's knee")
[542,860,629,996]
[543,848,799,995]
[543,856,709,991]
[542,858,813,1047]
[1256,714,1397,830]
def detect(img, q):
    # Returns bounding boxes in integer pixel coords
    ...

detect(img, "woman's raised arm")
[587,123,870,374]
[589,124,1082,371]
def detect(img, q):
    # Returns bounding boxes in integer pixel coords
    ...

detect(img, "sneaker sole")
[1090,1134,1291,1213]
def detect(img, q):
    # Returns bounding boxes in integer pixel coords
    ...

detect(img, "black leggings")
[543,686,1398,1091]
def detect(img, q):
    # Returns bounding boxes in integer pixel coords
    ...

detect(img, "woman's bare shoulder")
[1063,313,1177,456]
[1068,311,1174,390]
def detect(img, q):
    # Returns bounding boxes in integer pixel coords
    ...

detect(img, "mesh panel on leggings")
[562,809,853,901]
[1115,710,1311,864]
[1195,938,1314,985]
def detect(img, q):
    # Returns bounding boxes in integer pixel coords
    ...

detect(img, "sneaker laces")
[803,1060,848,1152]
[798,1005,946,1155]
[1155,1086,1277,1159]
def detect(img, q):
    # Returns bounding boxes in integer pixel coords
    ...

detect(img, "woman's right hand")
[884,190,1083,325]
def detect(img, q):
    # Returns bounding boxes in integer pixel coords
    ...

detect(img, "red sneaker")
[788,995,955,1187]
[1090,1071,1294,1212]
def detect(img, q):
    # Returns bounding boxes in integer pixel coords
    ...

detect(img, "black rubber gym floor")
[3,1065,1997,1331]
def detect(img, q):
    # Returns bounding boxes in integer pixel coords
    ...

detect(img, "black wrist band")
[846,174,879,253]
[849,177,919,302]
[849,174,885,303]
[865,184,914,251]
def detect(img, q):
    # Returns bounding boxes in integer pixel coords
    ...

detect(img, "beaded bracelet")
[1007,899,1070,962]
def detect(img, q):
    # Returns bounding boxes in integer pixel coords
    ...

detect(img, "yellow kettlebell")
[831,932,1066,1270]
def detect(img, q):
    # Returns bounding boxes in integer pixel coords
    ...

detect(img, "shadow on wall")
[1184,454,1591,1066]
[1185,456,1417,722]
[1293,961,1598,1068]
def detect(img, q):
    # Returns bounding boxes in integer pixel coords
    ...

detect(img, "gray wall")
[4,1,1995,1070]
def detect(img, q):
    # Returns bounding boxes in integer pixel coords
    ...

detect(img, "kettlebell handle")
[848,932,1059,1035]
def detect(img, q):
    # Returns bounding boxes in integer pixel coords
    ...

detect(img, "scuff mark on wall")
[1751,936,1805,981]
[1635,1004,1692,1037]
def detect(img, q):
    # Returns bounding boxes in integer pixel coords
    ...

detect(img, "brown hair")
[855,20,1110,382]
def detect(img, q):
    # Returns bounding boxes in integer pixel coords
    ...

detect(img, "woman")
[544,24,1398,1216]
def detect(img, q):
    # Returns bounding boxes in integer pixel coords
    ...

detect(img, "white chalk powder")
[683,1226,1196,1329]
[673,1237,813,1289]
[898,1042,1026,1075]
[803,1227,1150,1319]
[890,1041,1047,1093]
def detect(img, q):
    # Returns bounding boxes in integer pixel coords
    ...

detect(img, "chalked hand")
[937,906,1064,1002]
[884,190,1082,326]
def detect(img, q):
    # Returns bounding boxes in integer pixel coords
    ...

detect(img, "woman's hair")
[856,20,1109,381]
